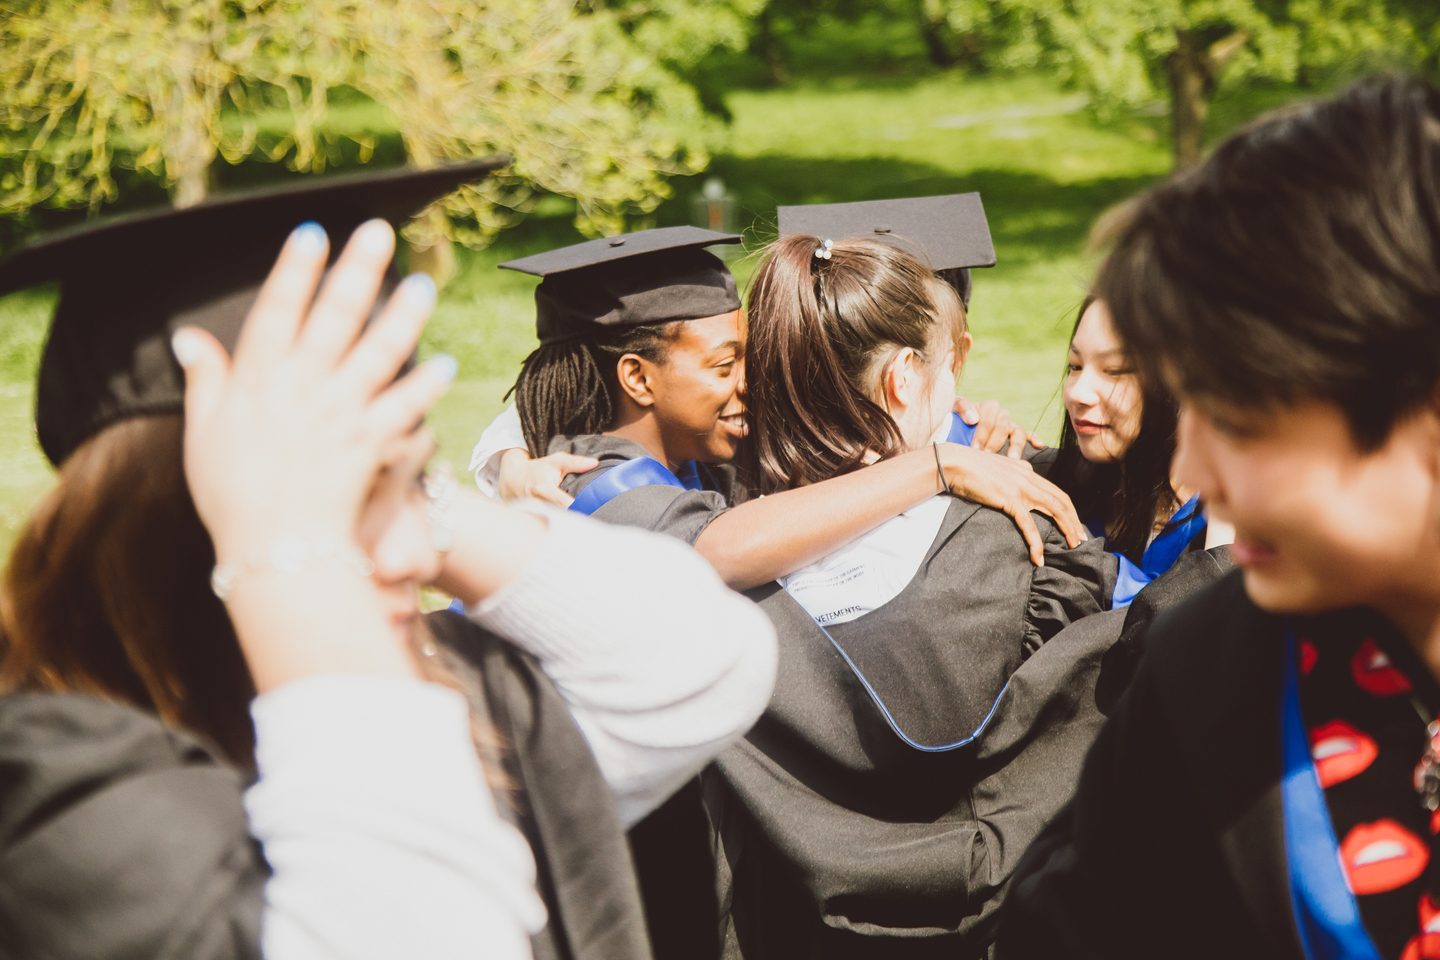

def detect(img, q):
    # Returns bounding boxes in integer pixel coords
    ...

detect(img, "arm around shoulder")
[466,508,778,827]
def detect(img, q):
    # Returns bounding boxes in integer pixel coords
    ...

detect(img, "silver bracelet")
[424,462,458,554]
[210,538,375,602]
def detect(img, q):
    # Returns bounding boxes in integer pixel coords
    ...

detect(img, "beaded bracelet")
[210,538,375,602]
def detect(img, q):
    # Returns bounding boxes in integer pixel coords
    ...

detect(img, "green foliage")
[0,0,724,241]
[595,0,768,70]
[933,0,1298,105]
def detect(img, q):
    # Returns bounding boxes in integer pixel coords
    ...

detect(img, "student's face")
[356,431,443,643]
[1064,301,1143,463]
[1174,398,1440,617]
[651,309,748,464]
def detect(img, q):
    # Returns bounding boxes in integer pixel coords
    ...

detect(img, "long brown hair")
[743,234,965,495]
[0,416,258,764]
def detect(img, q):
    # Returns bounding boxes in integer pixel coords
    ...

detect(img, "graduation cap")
[776,194,996,305]
[501,226,742,346]
[0,159,506,466]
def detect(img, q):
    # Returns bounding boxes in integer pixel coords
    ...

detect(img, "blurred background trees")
[747,0,1440,168]
[0,0,727,244]
[3,0,1435,240]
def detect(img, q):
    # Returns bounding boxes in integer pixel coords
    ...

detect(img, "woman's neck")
[606,416,681,472]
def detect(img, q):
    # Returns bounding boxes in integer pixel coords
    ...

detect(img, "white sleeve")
[247,676,546,960]
[469,403,527,497]
[468,509,777,828]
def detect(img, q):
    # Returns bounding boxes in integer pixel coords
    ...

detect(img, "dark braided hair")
[509,323,683,457]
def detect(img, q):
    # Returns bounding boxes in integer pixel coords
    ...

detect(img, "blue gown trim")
[1092,495,1207,609]
[1281,624,1381,960]
[808,616,1010,753]
[568,456,703,517]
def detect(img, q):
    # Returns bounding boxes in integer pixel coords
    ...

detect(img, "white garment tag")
[779,495,950,626]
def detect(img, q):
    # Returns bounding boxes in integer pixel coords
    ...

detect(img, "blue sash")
[567,456,702,517]
[945,411,977,447]
[1281,625,1381,960]
[1094,495,1207,609]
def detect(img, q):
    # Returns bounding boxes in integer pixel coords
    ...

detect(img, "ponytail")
[745,234,956,494]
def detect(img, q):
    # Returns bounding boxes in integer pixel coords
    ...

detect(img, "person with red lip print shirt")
[1301,616,1440,958]
[997,77,1440,960]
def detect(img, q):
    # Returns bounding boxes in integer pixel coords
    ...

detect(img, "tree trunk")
[917,0,957,68]
[752,7,788,87]
[1167,30,1210,171]
[171,161,212,208]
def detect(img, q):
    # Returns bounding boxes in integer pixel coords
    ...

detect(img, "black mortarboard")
[501,226,741,345]
[776,194,996,304]
[0,159,506,466]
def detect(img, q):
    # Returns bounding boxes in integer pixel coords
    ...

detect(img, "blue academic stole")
[567,456,703,517]
[1281,625,1382,960]
[944,411,977,447]
[1093,495,1208,609]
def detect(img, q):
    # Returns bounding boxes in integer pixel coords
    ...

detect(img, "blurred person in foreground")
[999,76,1440,960]
[0,164,775,960]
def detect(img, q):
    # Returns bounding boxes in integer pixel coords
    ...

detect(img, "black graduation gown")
[551,434,742,544]
[0,614,652,960]
[1094,544,1236,714]
[711,497,1116,959]
[996,569,1306,960]
[0,693,263,960]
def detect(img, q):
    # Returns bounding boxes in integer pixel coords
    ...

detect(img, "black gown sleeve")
[0,694,264,960]
[590,485,730,545]
[1020,519,1117,656]
[998,573,1299,960]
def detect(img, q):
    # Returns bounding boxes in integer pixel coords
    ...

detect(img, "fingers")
[1005,425,1028,459]
[336,273,438,397]
[233,223,329,370]
[542,453,600,478]
[1027,432,1047,450]
[973,418,998,452]
[366,354,459,442]
[1043,488,1088,548]
[974,400,1006,452]
[953,396,980,425]
[1008,508,1045,567]
[1020,475,1086,548]
[172,327,232,430]
[530,485,575,509]
[296,220,397,369]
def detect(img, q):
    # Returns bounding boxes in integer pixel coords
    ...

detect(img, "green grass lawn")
[0,64,1315,558]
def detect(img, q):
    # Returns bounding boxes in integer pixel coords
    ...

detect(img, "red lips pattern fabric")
[1340,820,1430,895]
[1298,619,1440,960]
[1353,638,1415,697]
[1312,720,1379,788]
